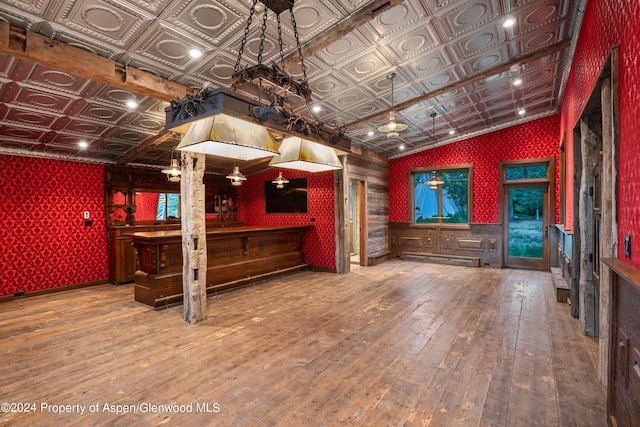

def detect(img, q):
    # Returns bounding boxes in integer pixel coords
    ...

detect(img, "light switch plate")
[83,211,90,219]
[624,235,631,257]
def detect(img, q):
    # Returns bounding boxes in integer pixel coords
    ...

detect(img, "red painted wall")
[236,168,336,269]
[560,0,640,269]
[0,154,109,296]
[389,115,560,224]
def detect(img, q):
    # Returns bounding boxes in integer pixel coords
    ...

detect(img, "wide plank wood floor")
[0,261,606,426]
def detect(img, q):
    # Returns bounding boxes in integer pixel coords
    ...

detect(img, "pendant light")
[161,133,181,182]
[425,170,444,189]
[176,114,278,161]
[272,172,289,189]
[226,164,247,186]
[269,136,342,173]
[378,72,408,137]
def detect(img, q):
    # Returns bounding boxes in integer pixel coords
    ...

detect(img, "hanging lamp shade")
[378,72,408,136]
[269,136,342,172]
[226,165,247,186]
[425,170,444,189]
[176,113,279,161]
[161,156,181,182]
[378,111,408,135]
[272,172,289,189]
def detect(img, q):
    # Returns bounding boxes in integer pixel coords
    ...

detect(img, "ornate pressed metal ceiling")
[0,0,585,175]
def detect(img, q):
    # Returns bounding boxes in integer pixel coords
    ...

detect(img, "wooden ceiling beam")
[0,22,195,102]
[283,0,402,68]
[348,38,573,128]
[117,130,173,165]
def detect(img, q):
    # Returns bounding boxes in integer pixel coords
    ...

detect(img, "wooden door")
[504,183,550,270]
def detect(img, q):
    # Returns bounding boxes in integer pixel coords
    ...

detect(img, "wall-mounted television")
[264,177,308,214]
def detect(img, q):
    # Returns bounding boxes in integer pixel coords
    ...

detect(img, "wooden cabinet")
[389,222,503,267]
[131,225,311,307]
[105,166,241,285]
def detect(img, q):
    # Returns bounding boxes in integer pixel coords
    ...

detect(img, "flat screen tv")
[264,177,308,214]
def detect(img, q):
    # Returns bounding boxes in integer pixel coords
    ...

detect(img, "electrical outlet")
[83,211,90,219]
[624,235,631,257]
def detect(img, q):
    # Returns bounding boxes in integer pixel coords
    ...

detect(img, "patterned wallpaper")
[388,115,560,224]
[559,0,640,269]
[0,154,109,296]
[135,192,159,221]
[237,168,336,269]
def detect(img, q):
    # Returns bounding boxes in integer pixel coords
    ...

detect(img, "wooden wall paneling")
[335,156,349,273]
[389,223,502,267]
[346,149,390,266]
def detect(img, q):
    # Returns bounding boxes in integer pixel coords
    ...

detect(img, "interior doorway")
[349,179,365,266]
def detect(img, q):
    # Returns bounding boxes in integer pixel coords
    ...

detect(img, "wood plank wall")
[346,149,390,263]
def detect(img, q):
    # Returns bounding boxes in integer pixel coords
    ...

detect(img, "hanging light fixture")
[269,136,342,173]
[166,0,348,173]
[378,72,408,137]
[161,133,182,182]
[425,170,444,189]
[226,164,247,186]
[176,114,278,161]
[272,172,289,189]
[161,155,182,182]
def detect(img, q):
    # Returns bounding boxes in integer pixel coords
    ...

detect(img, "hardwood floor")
[0,261,606,426]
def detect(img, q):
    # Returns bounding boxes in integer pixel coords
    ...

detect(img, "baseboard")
[368,252,392,266]
[0,279,110,303]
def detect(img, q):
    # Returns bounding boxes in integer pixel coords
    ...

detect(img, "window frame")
[408,164,473,228]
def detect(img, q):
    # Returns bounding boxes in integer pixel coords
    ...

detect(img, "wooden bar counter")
[131,225,311,307]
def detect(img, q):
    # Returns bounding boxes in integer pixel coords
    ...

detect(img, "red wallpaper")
[0,154,109,296]
[135,192,159,221]
[236,168,336,269]
[559,0,640,268]
[388,115,560,224]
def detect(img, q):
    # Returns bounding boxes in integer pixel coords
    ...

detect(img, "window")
[504,164,547,180]
[156,193,180,220]
[411,166,472,225]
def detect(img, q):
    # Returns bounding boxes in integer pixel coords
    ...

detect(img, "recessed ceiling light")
[399,144,405,150]
[367,130,374,137]
[503,18,516,28]
[518,108,526,115]
[189,48,203,59]
[78,141,88,149]
[312,105,322,113]
[449,130,455,135]
[126,100,138,109]
[513,78,523,86]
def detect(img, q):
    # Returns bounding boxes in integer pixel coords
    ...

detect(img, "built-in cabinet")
[389,222,502,267]
[105,166,241,285]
